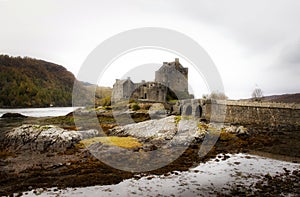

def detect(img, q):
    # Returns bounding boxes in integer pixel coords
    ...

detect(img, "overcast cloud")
[0,0,299,99]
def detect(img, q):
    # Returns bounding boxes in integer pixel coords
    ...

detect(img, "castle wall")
[122,80,135,99]
[213,101,300,127]
[112,81,124,102]
[177,99,300,127]
[112,79,135,102]
[131,82,167,102]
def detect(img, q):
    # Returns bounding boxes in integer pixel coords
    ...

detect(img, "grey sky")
[0,0,299,99]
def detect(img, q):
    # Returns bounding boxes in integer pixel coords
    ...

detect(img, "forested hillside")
[0,55,80,107]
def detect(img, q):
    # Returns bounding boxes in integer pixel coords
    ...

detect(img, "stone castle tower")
[155,58,189,99]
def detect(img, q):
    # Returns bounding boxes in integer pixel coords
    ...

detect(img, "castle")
[112,58,191,103]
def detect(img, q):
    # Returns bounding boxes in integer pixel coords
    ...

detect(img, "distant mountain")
[240,93,300,104]
[0,55,90,107]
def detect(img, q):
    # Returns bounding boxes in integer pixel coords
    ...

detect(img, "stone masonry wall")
[155,63,189,99]
[204,100,300,127]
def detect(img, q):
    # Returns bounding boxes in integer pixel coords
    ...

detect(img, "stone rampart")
[176,99,300,127]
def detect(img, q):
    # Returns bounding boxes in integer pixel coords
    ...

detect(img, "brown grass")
[78,136,142,149]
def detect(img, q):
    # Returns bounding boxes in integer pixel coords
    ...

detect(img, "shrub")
[99,96,111,106]
[131,103,140,111]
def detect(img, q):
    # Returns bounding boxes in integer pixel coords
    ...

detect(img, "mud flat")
[21,153,300,196]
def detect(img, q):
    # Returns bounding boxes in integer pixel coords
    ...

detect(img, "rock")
[108,115,202,146]
[223,125,249,136]
[236,126,249,135]
[149,110,167,119]
[1,113,27,118]
[77,129,99,139]
[88,142,104,150]
[109,116,178,139]
[148,104,167,119]
[5,124,98,152]
[224,125,237,133]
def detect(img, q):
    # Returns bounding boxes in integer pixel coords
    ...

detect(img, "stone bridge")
[173,99,206,119]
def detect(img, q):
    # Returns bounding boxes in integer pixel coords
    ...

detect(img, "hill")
[0,55,89,107]
[81,83,112,106]
[259,93,300,103]
[240,93,300,104]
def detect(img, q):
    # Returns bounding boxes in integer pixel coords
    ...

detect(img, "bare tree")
[252,88,263,101]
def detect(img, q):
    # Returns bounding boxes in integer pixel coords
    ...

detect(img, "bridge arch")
[185,105,192,115]
[195,105,202,118]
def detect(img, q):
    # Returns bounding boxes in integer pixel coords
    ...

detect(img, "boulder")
[223,125,249,136]
[224,125,237,133]
[236,126,249,135]
[5,124,98,152]
[109,116,177,139]
[109,115,203,146]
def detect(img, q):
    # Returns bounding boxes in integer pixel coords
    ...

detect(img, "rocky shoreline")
[0,109,299,196]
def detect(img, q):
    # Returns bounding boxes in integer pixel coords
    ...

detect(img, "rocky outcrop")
[109,116,177,138]
[5,125,98,152]
[108,115,251,147]
[1,113,27,118]
[109,116,204,146]
[223,125,249,136]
